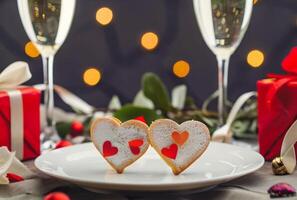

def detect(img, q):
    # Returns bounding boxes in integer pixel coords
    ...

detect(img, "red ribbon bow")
[266,47,297,111]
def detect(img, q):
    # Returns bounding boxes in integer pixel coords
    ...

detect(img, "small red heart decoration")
[161,144,178,160]
[91,118,149,173]
[149,119,210,175]
[129,139,144,155]
[103,141,118,157]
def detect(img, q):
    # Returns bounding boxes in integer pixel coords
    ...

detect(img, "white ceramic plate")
[35,142,264,192]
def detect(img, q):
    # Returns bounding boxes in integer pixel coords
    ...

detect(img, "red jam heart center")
[171,131,189,146]
[161,144,178,160]
[129,139,144,155]
[103,141,118,157]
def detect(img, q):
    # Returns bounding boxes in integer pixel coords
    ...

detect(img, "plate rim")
[35,142,264,190]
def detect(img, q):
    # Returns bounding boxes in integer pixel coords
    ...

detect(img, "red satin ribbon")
[262,75,297,157]
[282,47,297,74]
[265,74,297,116]
[265,47,297,111]
[260,47,297,159]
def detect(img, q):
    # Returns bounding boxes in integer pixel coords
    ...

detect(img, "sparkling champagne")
[194,0,253,58]
[18,0,75,57]
[193,0,253,125]
[17,0,76,144]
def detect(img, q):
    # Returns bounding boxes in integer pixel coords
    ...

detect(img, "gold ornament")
[272,157,289,175]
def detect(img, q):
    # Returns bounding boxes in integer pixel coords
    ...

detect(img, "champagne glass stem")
[216,56,230,126]
[42,55,57,140]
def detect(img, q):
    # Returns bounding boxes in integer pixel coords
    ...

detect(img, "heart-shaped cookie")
[91,117,149,173]
[149,119,210,175]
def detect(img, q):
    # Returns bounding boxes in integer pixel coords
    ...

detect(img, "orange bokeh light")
[83,68,102,86]
[96,7,113,26]
[247,50,265,68]
[25,41,40,58]
[173,60,190,78]
[141,32,159,51]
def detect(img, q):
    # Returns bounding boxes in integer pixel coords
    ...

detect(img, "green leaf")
[113,104,161,125]
[56,121,72,139]
[142,73,171,113]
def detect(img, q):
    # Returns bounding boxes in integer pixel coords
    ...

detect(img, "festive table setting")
[1,0,297,199]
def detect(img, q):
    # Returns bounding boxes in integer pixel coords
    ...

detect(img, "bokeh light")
[25,41,40,58]
[173,60,190,78]
[253,0,258,4]
[96,7,113,26]
[247,50,265,68]
[141,32,159,51]
[83,68,102,86]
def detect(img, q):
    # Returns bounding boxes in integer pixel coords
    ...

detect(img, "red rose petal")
[44,192,70,200]
[6,173,24,183]
[268,183,296,198]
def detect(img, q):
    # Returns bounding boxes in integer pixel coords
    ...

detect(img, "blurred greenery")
[113,72,257,137]
[142,72,172,114]
[56,121,72,139]
[56,72,257,139]
[114,104,161,125]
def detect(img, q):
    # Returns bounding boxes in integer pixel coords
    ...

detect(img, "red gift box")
[0,87,40,160]
[258,47,297,161]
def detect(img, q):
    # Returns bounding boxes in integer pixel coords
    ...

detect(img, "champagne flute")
[17,0,76,142]
[193,0,253,126]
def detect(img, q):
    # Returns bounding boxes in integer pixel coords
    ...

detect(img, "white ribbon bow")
[0,147,33,184]
[212,91,257,143]
[280,119,297,174]
[0,61,32,159]
[0,61,32,89]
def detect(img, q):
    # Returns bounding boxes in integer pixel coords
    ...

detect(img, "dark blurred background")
[0,0,296,110]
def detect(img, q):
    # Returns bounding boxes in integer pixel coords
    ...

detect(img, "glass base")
[41,126,60,151]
